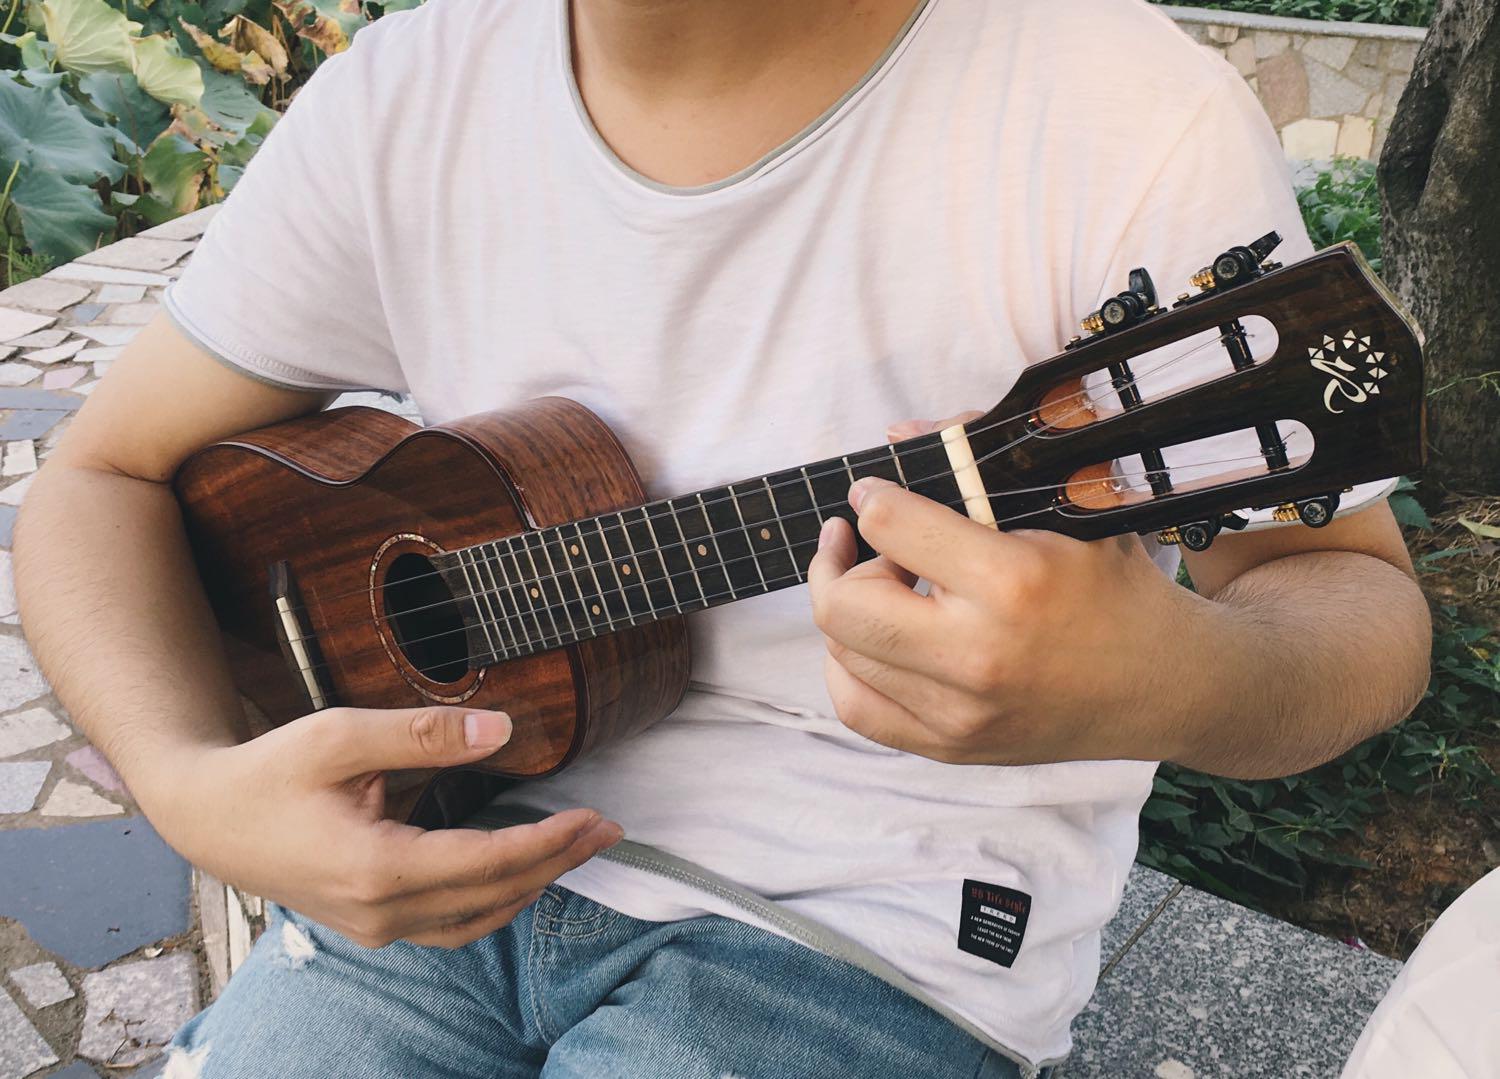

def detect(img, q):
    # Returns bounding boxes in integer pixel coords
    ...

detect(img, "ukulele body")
[174,398,690,825]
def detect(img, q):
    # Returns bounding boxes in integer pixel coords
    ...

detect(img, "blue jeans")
[169,887,1028,1078]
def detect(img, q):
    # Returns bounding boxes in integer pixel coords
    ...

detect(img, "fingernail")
[848,476,894,513]
[464,711,512,749]
[817,518,838,550]
[590,820,625,847]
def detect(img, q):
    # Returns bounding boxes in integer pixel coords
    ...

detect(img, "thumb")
[302,705,512,781]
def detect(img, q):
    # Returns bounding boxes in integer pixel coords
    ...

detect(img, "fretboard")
[437,432,964,665]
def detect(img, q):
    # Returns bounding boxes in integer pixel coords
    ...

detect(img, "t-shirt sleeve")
[161,36,405,394]
[1083,69,1393,529]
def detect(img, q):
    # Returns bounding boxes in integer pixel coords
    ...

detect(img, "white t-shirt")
[165,0,1343,1063]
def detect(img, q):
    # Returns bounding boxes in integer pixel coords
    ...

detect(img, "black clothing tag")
[957,879,1031,969]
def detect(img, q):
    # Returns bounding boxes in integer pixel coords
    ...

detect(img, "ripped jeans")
[167,887,1026,1079]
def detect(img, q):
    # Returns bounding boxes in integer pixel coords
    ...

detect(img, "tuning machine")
[1155,512,1251,552]
[1270,493,1341,528]
[1177,230,1285,304]
[1070,267,1161,346]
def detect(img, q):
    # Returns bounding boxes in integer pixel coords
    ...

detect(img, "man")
[15,0,1430,1075]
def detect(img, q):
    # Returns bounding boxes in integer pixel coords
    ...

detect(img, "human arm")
[14,318,621,947]
[805,461,1430,779]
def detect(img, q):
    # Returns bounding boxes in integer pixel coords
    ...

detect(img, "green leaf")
[40,0,141,75]
[8,167,114,260]
[1140,800,1195,822]
[111,187,178,226]
[0,75,125,184]
[1,31,58,71]
[216,162,244,191]
[1151,776,1192,799]
[198,67,267,134]
[141,132,208,212]
[131,33,204,107]
[1389,492,1432,530]
[78,70,173,153]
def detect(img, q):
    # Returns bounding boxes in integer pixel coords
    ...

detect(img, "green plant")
[1150,0,1434,27]
[1297,156,1383,272]
[0,0,424,271]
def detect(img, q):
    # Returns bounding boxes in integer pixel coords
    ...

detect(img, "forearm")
[1166,549,1431,779]
[14,462,246,802]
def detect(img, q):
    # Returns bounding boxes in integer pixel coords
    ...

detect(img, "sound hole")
[383,553,468,684]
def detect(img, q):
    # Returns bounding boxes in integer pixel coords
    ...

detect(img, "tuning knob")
[1272,503,1299,523]
[1081,267,1160,337]
[1156,520,1221,551]
[1178,519,1221,552]
[1296,494,1339,528]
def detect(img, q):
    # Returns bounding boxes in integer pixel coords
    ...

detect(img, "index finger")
[849,478,1029,593]
[382,807,616,894]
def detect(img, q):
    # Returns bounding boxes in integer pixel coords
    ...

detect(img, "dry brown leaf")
[223,14,289,76]
[272,0,351,54]
[179,17,245,75]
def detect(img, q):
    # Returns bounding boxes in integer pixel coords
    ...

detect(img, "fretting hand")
[805,417,1215,767]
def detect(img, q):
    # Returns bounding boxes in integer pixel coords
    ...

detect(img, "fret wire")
[727,488,768,590]
[659,501,707,607]
[595,519,638,626]
[456,548,504,661]
[472,543,516,659]
[495,540,538,647]
[638,507,684,613]
[505,539,548,647]
[536,529,580,639]
[488,540,531,656]
[614,512,658,619]
[841,455,857,489]
[889,443,908,486]
[572,522,615,630]
[761,477,802,579]
[800,467,825,525]
[696,493,736,600]
[555,528,597,632]
[518,532,564,645]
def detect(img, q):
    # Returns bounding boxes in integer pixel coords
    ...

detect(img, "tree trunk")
[1378,0,1500,494]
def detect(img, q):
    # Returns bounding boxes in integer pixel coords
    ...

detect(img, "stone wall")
[1162,5,1426,160]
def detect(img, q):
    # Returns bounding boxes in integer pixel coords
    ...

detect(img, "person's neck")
[570,0,922,187]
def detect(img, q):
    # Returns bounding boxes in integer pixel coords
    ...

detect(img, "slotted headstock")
[964,237,1424,550]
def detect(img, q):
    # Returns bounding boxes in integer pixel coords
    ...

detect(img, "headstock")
[964,233,1424,550]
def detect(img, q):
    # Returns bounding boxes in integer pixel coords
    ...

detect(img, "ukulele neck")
[437,430,968,664]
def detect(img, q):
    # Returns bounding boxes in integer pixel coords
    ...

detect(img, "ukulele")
[174,233,1425,826]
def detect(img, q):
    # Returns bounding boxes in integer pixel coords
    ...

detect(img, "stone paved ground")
[0,208,1400,1077]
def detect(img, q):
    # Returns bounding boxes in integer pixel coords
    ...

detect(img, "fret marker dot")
[530,588,540,599]
[621,564,632,575]
[591,604,601,616]
[697,544,708,557]
[759,528,772,541]
[570,544,580,556]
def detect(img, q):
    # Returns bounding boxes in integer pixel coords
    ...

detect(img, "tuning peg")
[1295,494,1339,528]
[1155,519,1222,551]
[1270,494,1341,527]
[1187,231,1285,295]
[1080,267,1160,337]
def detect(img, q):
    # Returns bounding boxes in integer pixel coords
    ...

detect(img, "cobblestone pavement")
[0,207,1399,1078]
[0,208,222,1079]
